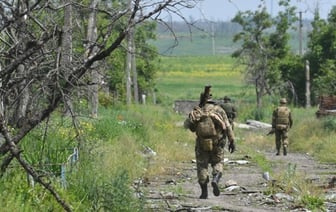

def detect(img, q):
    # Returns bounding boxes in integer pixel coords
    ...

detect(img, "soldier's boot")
[199,183,208,199]
[276,149,280,156]
[283,145,287,156]
[211,172,222,196]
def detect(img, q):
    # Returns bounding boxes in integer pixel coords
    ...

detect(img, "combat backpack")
[189,104,226,139]
[276,106,290,130]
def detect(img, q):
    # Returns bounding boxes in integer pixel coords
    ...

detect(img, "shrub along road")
[140,147,336,211]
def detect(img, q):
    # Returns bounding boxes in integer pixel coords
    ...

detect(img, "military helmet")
[224,96,231,101]
[280,98,287,104]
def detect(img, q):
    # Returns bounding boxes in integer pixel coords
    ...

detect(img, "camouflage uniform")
[184,99,235,199]
[271,98,293,156]
[220,96,237,130]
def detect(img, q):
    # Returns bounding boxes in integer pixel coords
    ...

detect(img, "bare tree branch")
[0,0,202,209]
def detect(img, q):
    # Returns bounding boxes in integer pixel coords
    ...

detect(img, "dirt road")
[141,147,336,211]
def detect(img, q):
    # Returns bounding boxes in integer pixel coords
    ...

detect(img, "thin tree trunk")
[62,0,73,116]
[15,6,29,127]
[90,72,99,118]
[87,0,100,118]
[126,33,132,105]
[256,80,263,110]
[0,65,3,119]
[16,64,29,126]
[131,27,139,104]
[125,0,134,105]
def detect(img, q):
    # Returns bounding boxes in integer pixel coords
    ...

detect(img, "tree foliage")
[105,20,158,103]
[306,6,336,96]
[231,0,298,111]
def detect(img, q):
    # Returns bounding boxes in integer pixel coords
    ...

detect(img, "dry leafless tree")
[0,0,200,211]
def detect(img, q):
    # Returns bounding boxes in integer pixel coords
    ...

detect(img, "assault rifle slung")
[199,85,212,107]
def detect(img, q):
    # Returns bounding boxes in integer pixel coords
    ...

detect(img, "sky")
[174,0,336,21]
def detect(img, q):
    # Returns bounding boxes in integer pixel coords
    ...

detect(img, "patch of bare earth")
[139,148,336,211]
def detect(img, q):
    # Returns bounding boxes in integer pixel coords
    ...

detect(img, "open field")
[155,55,336,163]
[156,55,253,102]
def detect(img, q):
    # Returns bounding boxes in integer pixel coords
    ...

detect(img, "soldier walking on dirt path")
[220,96,237,130]
[271,98,293,156]
[184,85,235,199]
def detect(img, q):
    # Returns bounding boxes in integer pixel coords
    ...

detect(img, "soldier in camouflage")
[271,98,293,156]
[184,87,235,199]
[220,96,237,130]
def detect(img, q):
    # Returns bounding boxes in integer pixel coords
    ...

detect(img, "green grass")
[156,55,252,107]
[0,103,196,211]
[2,54,336,210]
[155,55,336,164]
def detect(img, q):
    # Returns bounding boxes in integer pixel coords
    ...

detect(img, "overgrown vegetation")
[2,0,336,210]
[0,103,194,210]
[2,54,336,210]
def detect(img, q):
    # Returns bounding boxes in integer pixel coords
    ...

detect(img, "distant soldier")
[220,96,237,130]
[184,86,235,199]
[271,98,293,156]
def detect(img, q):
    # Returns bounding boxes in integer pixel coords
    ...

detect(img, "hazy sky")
[174,0,336,21]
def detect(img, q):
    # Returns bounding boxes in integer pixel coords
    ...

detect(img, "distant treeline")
[154,20,313,56]
[157,20,242,36]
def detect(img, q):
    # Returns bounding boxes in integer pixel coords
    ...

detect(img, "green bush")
[322,117,336,131]
[99,91,114,107]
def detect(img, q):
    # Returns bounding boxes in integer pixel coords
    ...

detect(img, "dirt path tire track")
[141,148,336,211]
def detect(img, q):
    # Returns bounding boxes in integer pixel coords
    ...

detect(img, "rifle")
[199,85,212,107]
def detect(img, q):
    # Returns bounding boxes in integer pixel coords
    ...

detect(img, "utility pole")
[200,1,215,55]
[211,22,215,55]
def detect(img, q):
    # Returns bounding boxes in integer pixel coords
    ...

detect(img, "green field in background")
[156,55,254,102]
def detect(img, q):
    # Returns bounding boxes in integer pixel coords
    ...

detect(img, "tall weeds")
[2,55,336,210]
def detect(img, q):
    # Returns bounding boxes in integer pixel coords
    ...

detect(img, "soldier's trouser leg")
[196,150,210,184]
[275,130,281,155]
[282,131,289,155]
[196,146,210,198]
[210,144,224,196]
[211,172,222,196]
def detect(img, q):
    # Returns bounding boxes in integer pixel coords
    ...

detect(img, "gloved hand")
[228,141,235,153]
[267,128,275,136]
